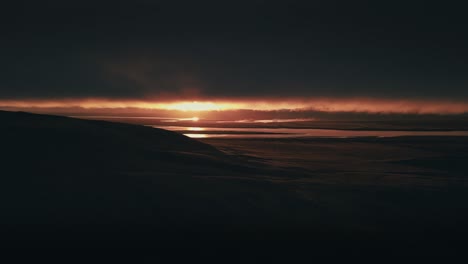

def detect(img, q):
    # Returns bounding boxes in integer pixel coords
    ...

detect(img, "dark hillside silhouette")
[1,110,467,256]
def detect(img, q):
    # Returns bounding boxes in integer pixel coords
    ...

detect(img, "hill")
[1,110,467,256]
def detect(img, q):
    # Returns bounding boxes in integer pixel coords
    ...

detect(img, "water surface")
[152,125,468,139]
[70,115,468,139]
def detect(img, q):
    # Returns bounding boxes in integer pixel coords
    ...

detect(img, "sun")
[163,101,226,111]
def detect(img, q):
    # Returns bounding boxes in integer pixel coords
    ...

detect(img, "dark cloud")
[1,0,467,100]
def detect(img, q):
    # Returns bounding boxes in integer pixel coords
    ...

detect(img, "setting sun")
[163,102,228,112]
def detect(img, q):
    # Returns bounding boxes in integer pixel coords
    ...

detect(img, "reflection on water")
[184,133,208,138]
[216,118,316,123]
[70,115,468,139]
[187,127,205,131]
[152,125,468,139]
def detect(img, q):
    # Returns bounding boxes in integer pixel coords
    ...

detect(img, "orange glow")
[1,98,468,114]
[184,134,208,138]
[161,101,233,111]
[176,117,200,121]
[187,127,204,131]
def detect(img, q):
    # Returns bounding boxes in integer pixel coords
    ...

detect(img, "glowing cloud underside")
[1,98,468,114]
[161,102,233,111]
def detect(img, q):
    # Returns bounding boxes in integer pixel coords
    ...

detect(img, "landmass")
[1,110,467,256]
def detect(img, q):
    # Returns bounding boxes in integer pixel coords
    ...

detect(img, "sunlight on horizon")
[2,98,468,114]
[162,102,231,112]
[184,133,208,138]
[187,127,204,131]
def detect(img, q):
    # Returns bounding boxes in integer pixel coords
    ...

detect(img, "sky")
[1,1,467,116]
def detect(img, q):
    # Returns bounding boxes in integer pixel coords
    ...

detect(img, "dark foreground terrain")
[1,110,468,257]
